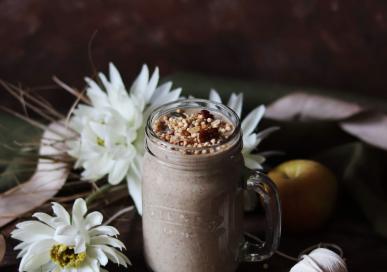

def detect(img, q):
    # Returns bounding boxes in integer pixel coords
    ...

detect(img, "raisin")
[156,121,167,132]
[181,130,190,137]
[199,128,219,143]
[200,110,214,119]
[186,139,195,145]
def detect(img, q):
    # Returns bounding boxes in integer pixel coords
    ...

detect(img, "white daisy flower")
[209,89,279,170]
[11,198,130,272]
[68,63,182,214]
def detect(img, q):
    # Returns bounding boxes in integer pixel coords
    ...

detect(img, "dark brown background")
[1,0,387,103]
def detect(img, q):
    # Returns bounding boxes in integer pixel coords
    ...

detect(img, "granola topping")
[152,109,234,154]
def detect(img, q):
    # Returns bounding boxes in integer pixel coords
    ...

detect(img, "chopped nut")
[152,108,234,154]
[187,126,200,134]
[211,119,221,128]
[170,111,185,118]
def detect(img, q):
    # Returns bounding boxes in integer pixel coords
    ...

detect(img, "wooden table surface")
[2,207,386,271]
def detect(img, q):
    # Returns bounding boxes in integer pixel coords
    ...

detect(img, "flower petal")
[150,81,172,104]
[12,221,54,243]
[16,243,30,259]
[32,212,59,228]
[85,211,103,230]
[85,77,109,108]
[98,73,138,122]
[209,89,222,103]
[127,158,143,215]
[87,246,108,266]
[51,202,71,224]
[82,153,114,182]
[77,257,99,272]
[74,235,86,254]
[130,64,149,101]
[255,126,280,142]
[54,225,77,245]
[109,62,125,91]
[20,251,51,272]
[144,67,159,103]
[97,245,131,267]
[242,133,258,153]
[227,93,243,117]
[72,198,88,224]
[90,235,125,250]
[241,105,265,136]
[19,239,53,271]
[37,261,57,272]
[108,160,131,185]
[128,178,142,215]
[244,154,266,170]
[89,226,119,237]
[14,240,28,251]
[150,87,182,108]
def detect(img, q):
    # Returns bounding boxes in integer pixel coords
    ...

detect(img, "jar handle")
[240,170,282,262]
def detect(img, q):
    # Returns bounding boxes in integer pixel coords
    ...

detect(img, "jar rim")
[145,98,241,153]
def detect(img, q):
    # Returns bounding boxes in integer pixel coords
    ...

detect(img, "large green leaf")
[316,143,387,237]
[0,113,41,192]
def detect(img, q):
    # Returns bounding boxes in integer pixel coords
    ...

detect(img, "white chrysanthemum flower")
[11,198,130,272]
[209,89,279,170]
[68,63,182,214]
[68,107,137,185]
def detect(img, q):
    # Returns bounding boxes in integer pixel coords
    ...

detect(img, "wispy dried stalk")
[52,76,90,104]
[64,87,87,130]
[51,192,91,203]
[0,80,65,120]
[103,206,135,226]
[0,105,48,131]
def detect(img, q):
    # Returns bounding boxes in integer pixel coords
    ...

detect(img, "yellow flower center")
[50,244,86,268]
[97,137,105,147]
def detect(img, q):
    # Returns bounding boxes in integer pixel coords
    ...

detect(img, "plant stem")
[85,183,112,205]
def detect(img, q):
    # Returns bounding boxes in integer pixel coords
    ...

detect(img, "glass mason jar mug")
[142,99,281,272]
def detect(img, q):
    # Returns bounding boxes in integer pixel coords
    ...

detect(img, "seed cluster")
[152,109,233,154]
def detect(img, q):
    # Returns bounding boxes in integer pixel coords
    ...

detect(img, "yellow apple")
[268,159,337,231]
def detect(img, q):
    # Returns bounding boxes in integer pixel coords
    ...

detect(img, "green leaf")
[316,142,387,238]
[0,112,41,192]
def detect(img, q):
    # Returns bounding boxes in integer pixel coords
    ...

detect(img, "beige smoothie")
[142,105,245,272]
